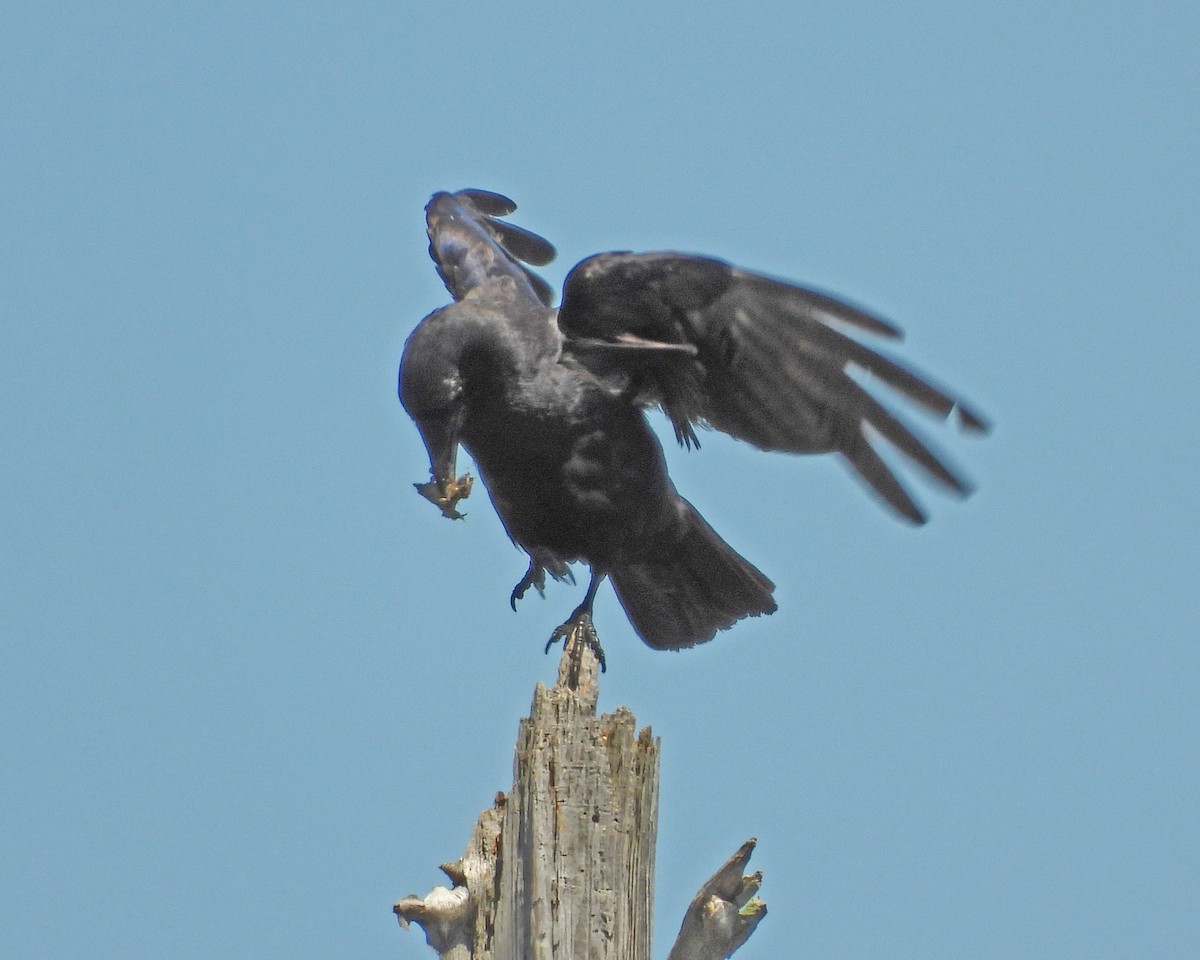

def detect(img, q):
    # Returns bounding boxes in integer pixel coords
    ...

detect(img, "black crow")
[399,189,987,663]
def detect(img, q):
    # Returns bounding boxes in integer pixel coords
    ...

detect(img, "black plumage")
[399,189,987,657]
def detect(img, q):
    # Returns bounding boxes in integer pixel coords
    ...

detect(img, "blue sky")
[3,3,1197,958]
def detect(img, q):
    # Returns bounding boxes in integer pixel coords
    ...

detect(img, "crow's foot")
[415,474,473,520]
[545,611,607,677]
[510,561,548,611]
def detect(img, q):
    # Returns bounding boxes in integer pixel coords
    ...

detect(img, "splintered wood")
[395,645,764,960]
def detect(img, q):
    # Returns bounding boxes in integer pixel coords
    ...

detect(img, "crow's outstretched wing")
[557,252,989,524]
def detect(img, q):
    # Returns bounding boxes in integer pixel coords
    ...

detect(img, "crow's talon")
[545,613,607,673]
[510,561,548,611]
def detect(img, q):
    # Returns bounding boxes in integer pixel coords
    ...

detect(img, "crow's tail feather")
[610,500,777,650]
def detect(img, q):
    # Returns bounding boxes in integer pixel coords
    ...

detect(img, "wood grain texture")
[396,644,765,959]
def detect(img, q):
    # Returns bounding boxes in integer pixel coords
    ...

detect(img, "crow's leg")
[510,559,548,611]
[545,571,608,674]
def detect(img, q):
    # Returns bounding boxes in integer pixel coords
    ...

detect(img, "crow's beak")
[414,410,472,520]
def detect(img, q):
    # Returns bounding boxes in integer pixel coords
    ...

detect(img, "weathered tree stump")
[395,641,765,959]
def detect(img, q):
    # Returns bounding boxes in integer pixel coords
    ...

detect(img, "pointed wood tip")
[554,634,602,699]
[667,838,767,960]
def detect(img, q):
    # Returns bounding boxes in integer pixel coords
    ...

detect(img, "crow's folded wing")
[557,252,989,524]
